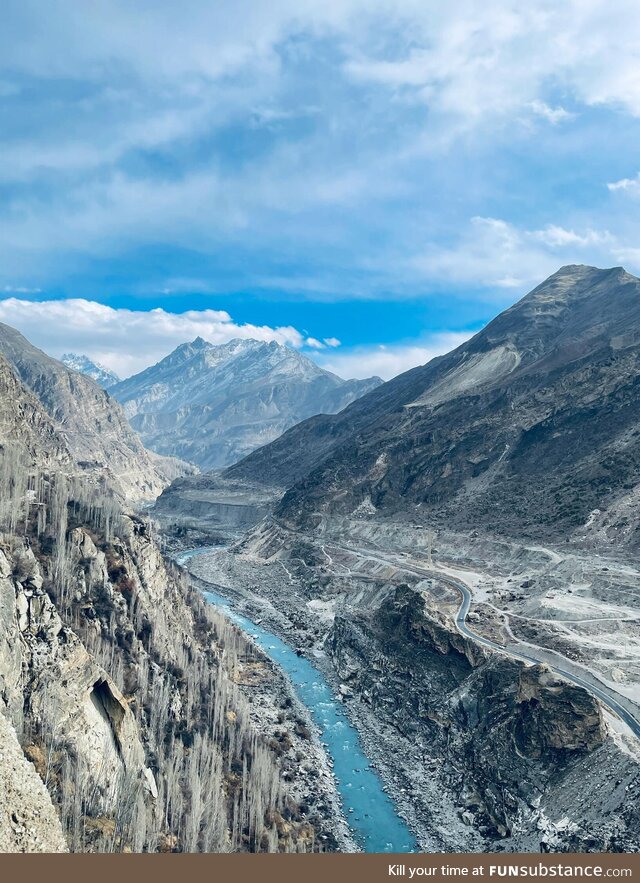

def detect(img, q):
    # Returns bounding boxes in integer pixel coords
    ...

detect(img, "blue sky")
[2,1,640,379]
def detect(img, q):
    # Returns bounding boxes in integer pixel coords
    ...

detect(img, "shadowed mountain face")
[0,322,171,502]
[111,337,382,470]
[227,265,640,547]
[0,353,71,469]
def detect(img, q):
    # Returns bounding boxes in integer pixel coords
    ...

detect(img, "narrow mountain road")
[445,570,640,741]
[329,542,640,741]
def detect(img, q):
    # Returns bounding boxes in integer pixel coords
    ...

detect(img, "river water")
[176,547,417,853]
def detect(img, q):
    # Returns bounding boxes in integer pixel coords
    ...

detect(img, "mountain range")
[1,265,640,853]
[110,337,381,470]
[154,264,640,853]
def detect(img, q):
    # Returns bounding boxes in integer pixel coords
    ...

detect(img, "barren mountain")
[111,337,381,470]
[0,331,346,853]
[0,322,173,503]
[228,265,640,549]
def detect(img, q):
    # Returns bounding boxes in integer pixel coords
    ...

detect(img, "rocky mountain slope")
[328,583,640,851]
[61,353,120,389]
[227,265,640,549]
[0,322,178,504]
[0,354,71,471]
[0,352,346,853]
[0,713,68,853]
[111,337,381,470]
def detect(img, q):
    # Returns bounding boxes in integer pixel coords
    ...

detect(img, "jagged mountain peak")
[111,336,382,470]
[60,352,120,389]
[475,263,640,366]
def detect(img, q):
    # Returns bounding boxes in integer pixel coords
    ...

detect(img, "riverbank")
[177,544,479,852]
[174,551,356,853]
[175,547,418,853]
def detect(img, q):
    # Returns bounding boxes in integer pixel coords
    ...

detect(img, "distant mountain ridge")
[61,352,120,388]
[111,337,382,470]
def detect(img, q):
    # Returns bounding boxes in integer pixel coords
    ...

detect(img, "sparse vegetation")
[0,451,318,853]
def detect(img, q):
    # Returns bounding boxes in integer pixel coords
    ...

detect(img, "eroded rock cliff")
[0,505,336,851]
[0,713,67,853]
[328,585,638,851]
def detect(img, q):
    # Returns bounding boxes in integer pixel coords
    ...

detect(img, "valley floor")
[165,510,640,853]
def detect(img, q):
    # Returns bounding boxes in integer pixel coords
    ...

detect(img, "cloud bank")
[0,297,471,381]
[316,332,473,380]
[0,298,310,377]
[3,1,640,299]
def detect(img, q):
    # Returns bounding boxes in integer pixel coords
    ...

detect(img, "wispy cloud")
[316,332,473,380]
[528,100,574,124]
[411,217,622,293]
[608,173,640,193]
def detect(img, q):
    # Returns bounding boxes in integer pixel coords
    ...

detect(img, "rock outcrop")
[516,665,606,757]
[0,539,152,847]
[328,584,637,851]
[0,321,173,503]
[0,713,67,853]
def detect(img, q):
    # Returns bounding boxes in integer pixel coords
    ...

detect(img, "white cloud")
[412,216,621,293]
[530,224,613,248]
[316,331,472,380]
[611,247,640,272]
[344,2,640,121]
[3,285,42,294]
[4,2,640,298]
[0,295,473,385]
[0,297,320,378]
[529,100,574,124]
[608,173,640,193]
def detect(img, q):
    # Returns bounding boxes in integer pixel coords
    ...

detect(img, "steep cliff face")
[0,321,172,503]
[0,713,67,853]
[328,585,638,851]
[515,667,606,757]
[0,536,153,851]
[0,506,328,852]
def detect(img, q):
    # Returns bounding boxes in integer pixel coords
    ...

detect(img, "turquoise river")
[176,548,417,853]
